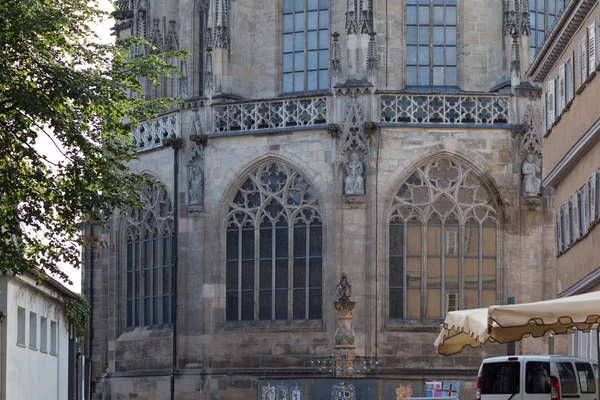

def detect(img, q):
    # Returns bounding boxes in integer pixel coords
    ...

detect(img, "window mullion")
[429,0,434,85]
[304,0,308,92]
[238,228,243,321]
[402,222,408,320]
[271,224,276,321]
[305,223,310,320]
[458,224,465,311]
[440,221,445,319]
[478,222,483,308]
[421,220,427,320]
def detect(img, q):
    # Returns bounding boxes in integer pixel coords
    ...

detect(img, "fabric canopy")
[434,291,600,356]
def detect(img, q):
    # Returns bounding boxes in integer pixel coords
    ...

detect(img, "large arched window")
[226,161,323,321]
[389,157,498,320]
[125,184,173,328]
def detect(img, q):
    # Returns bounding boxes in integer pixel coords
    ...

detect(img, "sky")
[39,0,115,293]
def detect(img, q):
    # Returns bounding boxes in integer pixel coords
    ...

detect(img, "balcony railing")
[213,96,328,134]
[380,93,510,125]
[132,113,177,152]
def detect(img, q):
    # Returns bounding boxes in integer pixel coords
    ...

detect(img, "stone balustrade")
[380,93,510,125]
[212,96,328,133]
[132,112,178,152]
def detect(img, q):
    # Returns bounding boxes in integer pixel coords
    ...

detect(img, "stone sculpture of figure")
[344,153,364,195]
[188,162,204,205]
[522,152,541,197]
[336,274,352,301]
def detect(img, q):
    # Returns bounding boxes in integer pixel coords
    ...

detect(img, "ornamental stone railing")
[380,93,510,125]
[132,112,178,152]
[213,96,328,133]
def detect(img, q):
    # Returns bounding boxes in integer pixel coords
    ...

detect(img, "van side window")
[557,362,579,394]
[575,362,596,394]
[481,362,520,394]
[526,361,551,394]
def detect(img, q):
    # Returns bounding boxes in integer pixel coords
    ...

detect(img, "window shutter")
[542,90,547,131]
[591,172,598,226]
[564,203,571,247]
[559,64,566,111]
[556,210,563,254]
[566,56,574,102]
[572,194,580,241]
[589,22,596,74]
[581,185,588,235]
[580,34,588,85]
[547,80,555,126]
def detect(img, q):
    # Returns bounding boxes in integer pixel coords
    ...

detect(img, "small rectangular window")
[29,311,37,349]
[50,321,57,354]
[17,307,26,345]
[40,317,47,352]
[576,362,596,393]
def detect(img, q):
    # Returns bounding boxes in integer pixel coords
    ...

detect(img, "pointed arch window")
[388,157,498,320]
[226,161,323,321]
[125,184,174,328]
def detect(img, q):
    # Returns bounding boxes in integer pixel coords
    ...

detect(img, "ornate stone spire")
[345,0,358,34]
[330,32,342,78]
[204,47,213,92]
[205,0,213,49]
[359,0,372,34]
[366,31,377,75]
[214,0,229,49]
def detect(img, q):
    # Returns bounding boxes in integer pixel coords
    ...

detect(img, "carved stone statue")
[344,153,364,195]
[188,162,204,205]
[522,152,541,197]
[336,273,352,302]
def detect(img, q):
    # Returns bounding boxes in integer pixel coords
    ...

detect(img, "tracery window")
[282,0,329,93]
[406,0,457,87]
[226,161,323,321]
[389,157,498,320]
[125,184,173,328]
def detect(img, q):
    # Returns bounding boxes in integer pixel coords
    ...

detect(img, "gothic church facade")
[84,0,562,398]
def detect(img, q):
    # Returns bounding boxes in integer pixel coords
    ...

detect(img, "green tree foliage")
[0,0,186,283]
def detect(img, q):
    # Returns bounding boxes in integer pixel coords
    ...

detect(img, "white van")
[476,356,598,400]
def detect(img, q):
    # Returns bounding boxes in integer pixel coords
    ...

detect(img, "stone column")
[334,274,356,377]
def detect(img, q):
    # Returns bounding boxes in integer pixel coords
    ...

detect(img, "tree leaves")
[0,0,187,283]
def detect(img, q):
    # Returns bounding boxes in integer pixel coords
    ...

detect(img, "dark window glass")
[481,362,520,394]
[526,362,551,394]
[557,362,578,394]
[576,362,596,394]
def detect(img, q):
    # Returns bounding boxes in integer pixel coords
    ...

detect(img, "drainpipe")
[87,221,95,400]
[163,136,181,400]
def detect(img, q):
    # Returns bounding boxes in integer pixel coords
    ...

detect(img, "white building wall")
[3,276,69,400]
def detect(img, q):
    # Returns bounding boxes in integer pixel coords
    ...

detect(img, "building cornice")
[527,0,596,83]
[558,266,600,297]
[543,117,600,187]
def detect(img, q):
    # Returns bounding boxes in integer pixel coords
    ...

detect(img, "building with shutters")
[530,0,600,361]
[83,0,567,398]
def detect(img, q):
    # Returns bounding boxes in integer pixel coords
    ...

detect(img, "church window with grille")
[406,0,457,87]
[530,0,566,61]
[389,157,498,320]
[226,161,323,321]
[282,0,329,93]
[125,184,173,328]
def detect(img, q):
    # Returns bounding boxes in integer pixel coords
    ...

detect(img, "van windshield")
[481,362,520,394]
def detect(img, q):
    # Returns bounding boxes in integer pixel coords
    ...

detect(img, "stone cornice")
[543,117,600,187]
[527,0,597,83]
